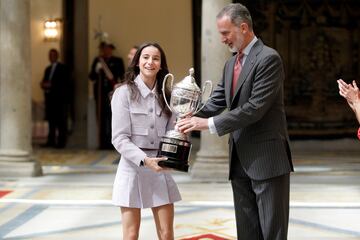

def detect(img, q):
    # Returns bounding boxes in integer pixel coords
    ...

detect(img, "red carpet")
[180,233,231,240]
[0,190,12,198]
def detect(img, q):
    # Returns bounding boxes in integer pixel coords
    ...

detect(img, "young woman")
[111,43,181,240]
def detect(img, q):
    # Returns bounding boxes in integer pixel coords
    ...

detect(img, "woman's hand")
[144,156,169,172]
[337,79,360,104]
[338,79,360,123]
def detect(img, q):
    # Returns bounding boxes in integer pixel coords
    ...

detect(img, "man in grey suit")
[177,3,293,240]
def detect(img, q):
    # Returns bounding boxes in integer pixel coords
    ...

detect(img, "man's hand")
[40,81,51,90]
[176,116,209,133]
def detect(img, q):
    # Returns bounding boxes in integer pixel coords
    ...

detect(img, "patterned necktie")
[232,52,244,96]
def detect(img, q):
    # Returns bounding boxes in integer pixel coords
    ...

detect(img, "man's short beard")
[229,46,238,53]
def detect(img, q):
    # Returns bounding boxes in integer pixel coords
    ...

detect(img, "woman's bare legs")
[121,207,141,240]
[152,203,174,240]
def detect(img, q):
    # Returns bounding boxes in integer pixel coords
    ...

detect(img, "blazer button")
[149,108,153,113]
[150,141,154,144]
[150,125,154,129]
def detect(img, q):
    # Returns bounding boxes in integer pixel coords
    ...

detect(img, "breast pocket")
[130,106,149,125]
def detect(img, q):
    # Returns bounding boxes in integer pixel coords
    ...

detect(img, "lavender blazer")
[111,76,175,166]
[111,76,181,208]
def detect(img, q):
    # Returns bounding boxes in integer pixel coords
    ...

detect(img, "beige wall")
[30,1,193,102]
[30,0,62,103]
[89,0,193,80]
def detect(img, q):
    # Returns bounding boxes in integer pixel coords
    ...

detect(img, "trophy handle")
[193,80,213,115]
[162,73,174,112]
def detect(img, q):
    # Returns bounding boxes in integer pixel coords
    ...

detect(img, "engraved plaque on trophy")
[157,68,212,172]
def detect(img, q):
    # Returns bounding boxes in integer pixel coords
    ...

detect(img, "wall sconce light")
[44,19,61,41]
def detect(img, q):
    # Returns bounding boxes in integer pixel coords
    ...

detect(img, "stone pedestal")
[0,0,42,177]
[0,154,42,178]
[191,0,231,182]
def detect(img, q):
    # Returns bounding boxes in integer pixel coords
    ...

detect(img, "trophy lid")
[174,68,201,92]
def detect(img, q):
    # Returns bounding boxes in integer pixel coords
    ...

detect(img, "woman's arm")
[111,86,147,166]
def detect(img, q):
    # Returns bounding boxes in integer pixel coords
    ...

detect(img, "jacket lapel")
[231,39,264,105]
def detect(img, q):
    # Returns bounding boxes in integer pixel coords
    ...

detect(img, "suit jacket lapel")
[231,40,263,105]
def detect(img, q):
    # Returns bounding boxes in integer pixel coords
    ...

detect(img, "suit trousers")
[45,94,68,147]
[230,148,290,240]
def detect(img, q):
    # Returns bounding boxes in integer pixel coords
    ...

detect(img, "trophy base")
[157,136,192,173]
[158,158,189,172]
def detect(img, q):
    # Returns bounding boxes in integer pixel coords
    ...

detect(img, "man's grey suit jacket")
[199,39,293,180]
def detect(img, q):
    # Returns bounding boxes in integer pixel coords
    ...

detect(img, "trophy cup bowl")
[157,68,212,172]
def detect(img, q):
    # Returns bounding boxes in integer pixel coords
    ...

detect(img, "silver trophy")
[157,68,213,172]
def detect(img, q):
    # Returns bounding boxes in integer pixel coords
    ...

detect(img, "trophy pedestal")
[158,157,189,172]
[157,136,191,172]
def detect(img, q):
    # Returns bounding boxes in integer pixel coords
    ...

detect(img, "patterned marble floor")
[0,139,359,239]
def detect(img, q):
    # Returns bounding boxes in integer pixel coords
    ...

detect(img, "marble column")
[0,0,42,177]
[65,0,89,148]
[191,0,231,181]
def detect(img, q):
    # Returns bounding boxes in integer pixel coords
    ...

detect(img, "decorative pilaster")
[66,0,89,148]
[0,0,42,177]
[191,0,232,181]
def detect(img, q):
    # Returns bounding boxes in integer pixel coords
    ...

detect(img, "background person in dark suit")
[89,42,125,149]
[40,48,70,148]
[177,3,293,240]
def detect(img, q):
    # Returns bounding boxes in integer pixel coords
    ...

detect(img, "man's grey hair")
[216,3,253,30]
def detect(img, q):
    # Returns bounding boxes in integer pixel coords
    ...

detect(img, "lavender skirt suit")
[111,76,181,208]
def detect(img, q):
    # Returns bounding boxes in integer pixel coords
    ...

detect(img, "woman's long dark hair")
[121,42,172,117]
